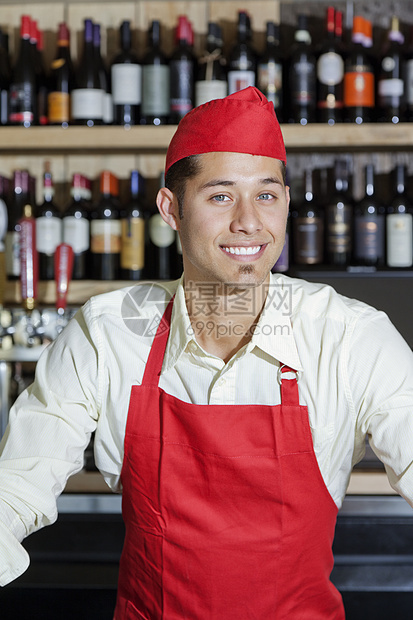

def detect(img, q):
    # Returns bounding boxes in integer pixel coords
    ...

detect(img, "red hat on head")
[165,87,286,174]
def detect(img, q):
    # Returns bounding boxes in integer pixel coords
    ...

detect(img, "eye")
[258,192,276,201]
[211,194,231,203]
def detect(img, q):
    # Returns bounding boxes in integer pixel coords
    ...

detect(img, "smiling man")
[1,88,413,620]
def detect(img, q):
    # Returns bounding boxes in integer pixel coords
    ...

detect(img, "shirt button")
[218,377,226,386]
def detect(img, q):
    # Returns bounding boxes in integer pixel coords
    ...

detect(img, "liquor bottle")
[147,171,177,279]
[377,16,405,123]
[9,15,37,126]
[32,21,48,126]
[286,14,316,124]
[140,20,170,125]
[354,164,385,266]
[0,176,9,285]
[62,173,92,279]
[71,18,104,126]
[344,16,375,123]
[316,7,345,124]
[257,21,283,121]
[227,10,256,95]
[5,170,31,279]
[48,22,75,127]
[291,168,324,265]
[93,23,113,125]
[90,170,121,280]
[0,27,11,125]
[325,158,353,266]
[195,22,227,107]
[120,170,146,280]
[36,162,62,280]
[386,164,413,268]
[169,16,196,123]
[111,20,141,126]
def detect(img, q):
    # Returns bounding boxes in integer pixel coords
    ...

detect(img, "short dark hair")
[165,155,287,219]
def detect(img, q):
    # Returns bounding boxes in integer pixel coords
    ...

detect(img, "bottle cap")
[57,22,70,45]
[20,15,31,39]
[100,170,119,196]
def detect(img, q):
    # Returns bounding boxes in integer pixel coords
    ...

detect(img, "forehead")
[193,151,285,185]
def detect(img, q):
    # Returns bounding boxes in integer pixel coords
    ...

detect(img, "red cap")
[165,86,286,174]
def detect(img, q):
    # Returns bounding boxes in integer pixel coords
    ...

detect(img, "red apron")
[114,298,344,619]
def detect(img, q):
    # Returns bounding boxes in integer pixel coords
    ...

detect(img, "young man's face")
[175,151,290,289]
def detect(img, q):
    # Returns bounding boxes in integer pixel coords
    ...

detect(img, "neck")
[184,277,269,363]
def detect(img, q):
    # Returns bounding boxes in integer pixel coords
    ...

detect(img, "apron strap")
[278,364,300,407]
[141,296,174,386]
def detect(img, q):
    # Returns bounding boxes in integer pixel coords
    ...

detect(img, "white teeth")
[222,246,261,255]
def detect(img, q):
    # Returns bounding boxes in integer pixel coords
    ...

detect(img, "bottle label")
[169,60,194,115]
[112,64,142,105]
[405,59,413,105]
[103,92,113,124]
[8,83,35,123]
[0,198,7,251]
[71,88,104,120]
[5,231,20,277]
[121,218,145,270]
[317,52,344,86]
[354,215,385,261]
[63,216,90,253]
[48,91,70,124]
[291,61,316,104]
[326,206,352,254]
[293,217,324,264]
[91,220,121,254]
[386,213,413,267]
[195,80,227,107]
[228,70,255,95]
[344,71,374,107]
[378,78,404,98]
[149,214,175,248]
[142,65,170,116]
[36,216,63,254]
[257,62,282,108]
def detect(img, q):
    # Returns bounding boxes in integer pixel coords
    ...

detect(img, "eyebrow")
[199,177,283,190]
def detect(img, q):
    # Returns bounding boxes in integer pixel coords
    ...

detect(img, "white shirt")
[1,272,413,586]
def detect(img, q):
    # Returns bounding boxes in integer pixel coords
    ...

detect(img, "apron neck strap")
[141,296,174,386]
[279,365,300,407]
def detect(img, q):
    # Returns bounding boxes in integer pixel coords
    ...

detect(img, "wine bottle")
[386,164,413,268]
[169,15,196,123]
[5,170,30,279]
[36,162,63,280]
[0,27,11,125]
[195,22,227,107]
[344,16,375,123]
[325,158,353,266]
[62,173,92,279]
[71,18,104,126]
[93,22,113,125]
[31,20,48,126]
[377,16,405,124]
[9,15,37,126]
[354,164,385,266]
[111,20,141,126]
[90,170,121,280]
[316,7,345,125]
[291,168,324,265]
[0,176,9,284]
[141,20,170,125]
[48,22,75,127]
[120,170,146,280]
[147,171,177,279]
[403,25,413,121]
[227,10,256,95]
[257,21,283,121]
[287,14,316,124]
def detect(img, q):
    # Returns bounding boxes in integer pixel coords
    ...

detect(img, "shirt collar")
[163,272,303,373]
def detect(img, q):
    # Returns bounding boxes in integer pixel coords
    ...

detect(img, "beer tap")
[55,242,74,334]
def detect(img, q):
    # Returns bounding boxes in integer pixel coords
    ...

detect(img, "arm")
[0,302,100,586]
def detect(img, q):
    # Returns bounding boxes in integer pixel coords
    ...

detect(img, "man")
[1,87,413,618]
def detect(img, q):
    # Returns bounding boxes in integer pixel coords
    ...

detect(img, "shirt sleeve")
[348,307,413,505]
[0,302,100,586]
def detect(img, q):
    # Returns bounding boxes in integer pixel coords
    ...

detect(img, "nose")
[229,199,263,235]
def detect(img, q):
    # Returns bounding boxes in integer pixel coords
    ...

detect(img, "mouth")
[220,244,267,259]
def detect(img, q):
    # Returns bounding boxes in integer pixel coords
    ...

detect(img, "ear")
[156,187,180,231]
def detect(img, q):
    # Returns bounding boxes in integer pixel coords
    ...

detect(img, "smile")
[221,245,262,255]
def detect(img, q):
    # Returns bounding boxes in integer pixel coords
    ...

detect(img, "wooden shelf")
[3,279,132,306]
[0,123,413,154]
